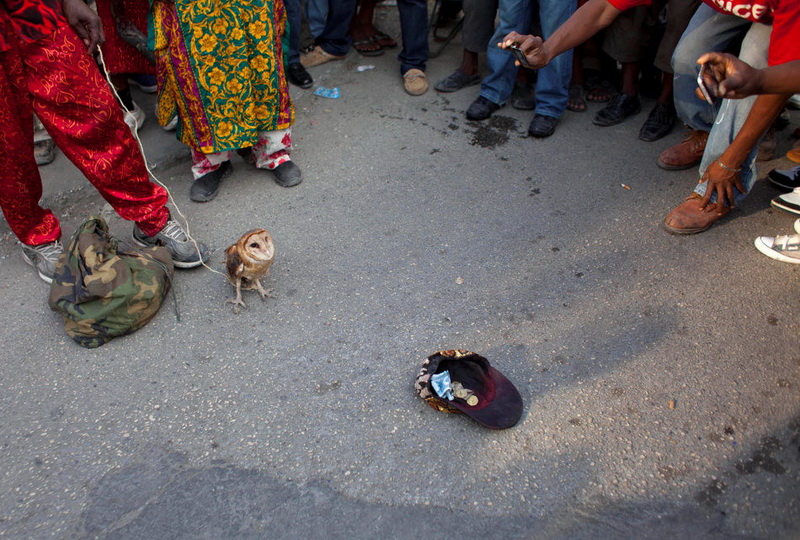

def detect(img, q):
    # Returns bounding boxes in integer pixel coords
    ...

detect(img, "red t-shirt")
[607,0,800,65]
[0,0,65,52]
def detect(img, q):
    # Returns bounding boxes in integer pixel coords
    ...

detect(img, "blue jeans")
[316,0,357,57]
[306,0,328,38]
[397,0,428,74]
[672,5,770,203]
[479,0,575,119]
[285,0,302,64]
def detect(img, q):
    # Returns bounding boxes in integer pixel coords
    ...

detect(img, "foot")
[592,93,641,127]
[300,45,345,68]
[254,279,276,300]
[466,96,501,121]
[663,193,730,235]
[352,37,383,56]
[567,84,586,112]
[272,160,302,187]
[657,130,708,170]
[287,62,313,89]
[510,82,535,111]
[772,191,800,216]
[372,28,397,48]
[585,80,614,102]
[226,295,247,314]
[768,165,800,190]
[190,161,232,202]
[754,232,800,264]
[403,69,428,96]
[528,114,559,138]
[638,102,676,142]
[20,240,63,283]
[133,218,208,269]
[434,69,481,93]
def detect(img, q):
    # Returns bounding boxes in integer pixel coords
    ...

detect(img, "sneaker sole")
[767,175,800,191]
[662,221,712,235]
[130,236,205,269]
[771,197,800,216]
[657,158,700,171]
[20,252,54,283]
[754,237,800,264]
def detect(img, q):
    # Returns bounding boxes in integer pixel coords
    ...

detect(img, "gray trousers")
[462,0,499,53]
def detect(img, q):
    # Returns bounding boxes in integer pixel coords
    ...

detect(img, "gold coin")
[466,395,479,406]
[454,388,468,399]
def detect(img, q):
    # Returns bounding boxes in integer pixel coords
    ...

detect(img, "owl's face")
[243,229,274,262]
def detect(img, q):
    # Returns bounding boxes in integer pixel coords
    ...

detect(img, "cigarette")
[621,184,631,190]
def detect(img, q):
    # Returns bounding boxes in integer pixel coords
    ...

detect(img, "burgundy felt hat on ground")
[414,349,524,429]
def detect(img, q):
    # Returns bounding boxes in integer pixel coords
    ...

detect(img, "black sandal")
[352,37,384,57]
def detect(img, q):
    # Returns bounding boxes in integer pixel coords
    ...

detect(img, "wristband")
[716,159,741,172]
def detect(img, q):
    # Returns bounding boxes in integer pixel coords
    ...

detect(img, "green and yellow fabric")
[149,0,294,154]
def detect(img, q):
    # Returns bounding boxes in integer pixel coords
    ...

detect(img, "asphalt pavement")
[1,8,799,539]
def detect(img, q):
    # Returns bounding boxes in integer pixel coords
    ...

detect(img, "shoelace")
[36,241,63,261]
[158,221,187,242]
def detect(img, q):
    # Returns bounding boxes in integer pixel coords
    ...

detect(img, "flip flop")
[567,84,586,112]
[353,37,384,57]
[586,80,615,102]
[373,28,397,49]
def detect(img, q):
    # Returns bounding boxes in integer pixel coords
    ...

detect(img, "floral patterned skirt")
[149,0,294,154]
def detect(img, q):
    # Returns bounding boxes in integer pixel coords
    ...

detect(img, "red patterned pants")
[0,25,169,246]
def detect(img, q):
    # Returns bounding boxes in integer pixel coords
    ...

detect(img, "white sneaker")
[124,101,146,132]
[163,115,178,131]
[771,189,800,216]
[754,232,800,264]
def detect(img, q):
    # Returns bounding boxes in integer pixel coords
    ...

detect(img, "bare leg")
[226,278,247,314]
[253,278,275,300]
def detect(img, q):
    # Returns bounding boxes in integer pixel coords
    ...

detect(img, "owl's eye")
[250,242,259,248]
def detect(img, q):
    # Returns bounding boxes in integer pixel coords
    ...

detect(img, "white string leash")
[96,46,226,278]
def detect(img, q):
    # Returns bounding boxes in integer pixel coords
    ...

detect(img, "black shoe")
[510,82,535,110]
[593,93,641,127]
[272,161,302,187]
[434,70,481,93]
[528,114,558,138]
[638,102,676,142]
[287,62,313,89]
[190,160,232,202]
[768,165,800,190]
[466,96,502,121]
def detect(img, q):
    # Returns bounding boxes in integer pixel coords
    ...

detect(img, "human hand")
[499,32,548,70]
[699,159,746,211]
[62,0,105,54]
[696,52,762,100]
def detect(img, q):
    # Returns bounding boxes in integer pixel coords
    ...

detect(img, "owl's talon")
[226,297,247,314]
[257,287,275,301]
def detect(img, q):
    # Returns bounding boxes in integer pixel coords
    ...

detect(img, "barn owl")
[224,229,275,313]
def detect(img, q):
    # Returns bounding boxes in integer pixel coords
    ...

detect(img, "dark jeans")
[285,0,302,64]
[316,0,358,57]
[398,0,428,74]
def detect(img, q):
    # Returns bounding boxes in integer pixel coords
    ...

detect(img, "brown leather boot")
[657,130,708,170]
[664,193,731,234]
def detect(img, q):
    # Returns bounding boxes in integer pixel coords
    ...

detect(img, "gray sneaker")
[20,240,63,283]
[132,219,208,269]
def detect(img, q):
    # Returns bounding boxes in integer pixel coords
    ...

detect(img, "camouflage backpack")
[48,217,174,348]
